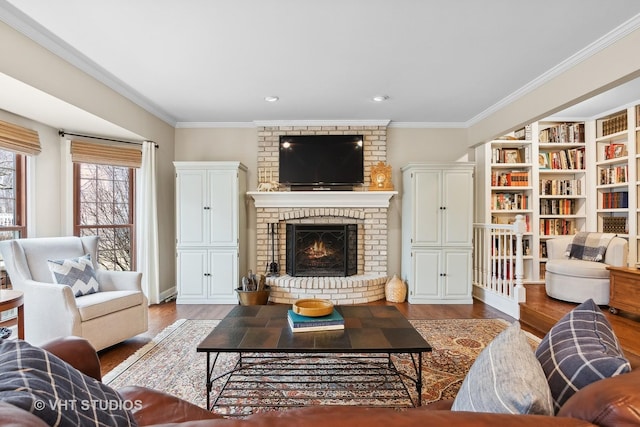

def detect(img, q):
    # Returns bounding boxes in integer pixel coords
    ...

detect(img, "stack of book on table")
[287,309,344,333]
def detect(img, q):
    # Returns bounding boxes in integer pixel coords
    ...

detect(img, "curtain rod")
[58,130,158,148]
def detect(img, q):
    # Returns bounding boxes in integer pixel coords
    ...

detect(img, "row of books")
[491,171,529,187]
[539,123,585,143]
[491,237,531,257]
[287,309,344,333]
[600,112,627,137]
[539,179,582,196]
[492,193,529,211]
[602,143,628,160]
[602,191,629,209]
[491,147,530,164]
[540,199,575,216]
[599,165,628,185]
[540,219,576,236]
[539,147,585,170]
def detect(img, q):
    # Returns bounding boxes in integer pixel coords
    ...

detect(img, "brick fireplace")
[249,122,395,304]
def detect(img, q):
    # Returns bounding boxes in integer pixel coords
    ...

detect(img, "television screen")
[279,135,364,187]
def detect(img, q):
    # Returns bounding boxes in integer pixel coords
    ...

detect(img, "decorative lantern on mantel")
[369,161,394,191]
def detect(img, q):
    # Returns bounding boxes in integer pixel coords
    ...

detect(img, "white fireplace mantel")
[247,190,397,208]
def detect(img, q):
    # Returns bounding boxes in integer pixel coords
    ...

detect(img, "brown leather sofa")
[1,336,639,427]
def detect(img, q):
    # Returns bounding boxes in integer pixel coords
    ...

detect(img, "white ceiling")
[2,0,640,134]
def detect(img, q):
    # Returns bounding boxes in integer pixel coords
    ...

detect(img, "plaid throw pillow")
[47,254,100,297]
[0,339,137,427]
[535,299,631,413]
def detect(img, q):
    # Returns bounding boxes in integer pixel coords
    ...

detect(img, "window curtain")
[137,141,160,305]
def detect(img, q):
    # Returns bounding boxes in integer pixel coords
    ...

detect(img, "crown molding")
[388,121,467,129]
[0,1,177,126]
[467,13,640,128]
[175,121,256,129]
[177,120,466,129]
[253,119,391,128]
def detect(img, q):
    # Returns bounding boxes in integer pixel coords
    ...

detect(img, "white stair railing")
[472,214,526,319]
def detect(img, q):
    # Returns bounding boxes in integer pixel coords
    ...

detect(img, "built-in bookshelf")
[634,104,640,266]
[595,109,631,238]
[537,121,587,281]
[480,121,587,282]
[478,106,640,283]
[486,135,534,279]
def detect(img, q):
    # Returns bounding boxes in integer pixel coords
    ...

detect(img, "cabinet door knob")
[204,206,211,210]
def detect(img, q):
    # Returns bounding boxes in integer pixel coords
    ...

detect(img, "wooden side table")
[606,266,640,315]
[0,289,24,339]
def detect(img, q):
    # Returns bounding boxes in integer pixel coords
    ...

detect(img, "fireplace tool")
[267,222,279,276]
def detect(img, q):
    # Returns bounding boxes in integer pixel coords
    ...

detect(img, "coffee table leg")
[417,352,423,406]
[205,352,211,410]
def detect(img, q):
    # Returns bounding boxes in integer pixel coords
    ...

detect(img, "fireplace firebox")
[286,224,357,277]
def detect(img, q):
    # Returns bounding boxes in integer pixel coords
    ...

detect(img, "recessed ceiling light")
[372,95,389,102]
[264,96,279,102]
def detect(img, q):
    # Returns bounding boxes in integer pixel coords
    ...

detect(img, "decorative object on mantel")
[385,274,406,303]
[236,270,270,305]
[369,161,394,191]
[257,167,280,192]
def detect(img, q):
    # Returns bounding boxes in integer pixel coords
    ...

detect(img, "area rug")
[104,318,539,415]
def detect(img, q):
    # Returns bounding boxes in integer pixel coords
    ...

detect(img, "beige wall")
[175,126,472,278]
[0,21,177,300]
[0,110,62,237]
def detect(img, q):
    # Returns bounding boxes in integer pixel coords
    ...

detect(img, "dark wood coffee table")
[197,304,431,411]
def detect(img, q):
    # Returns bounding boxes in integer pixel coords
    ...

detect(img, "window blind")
[71,140,142,168]
[0,120,41,155]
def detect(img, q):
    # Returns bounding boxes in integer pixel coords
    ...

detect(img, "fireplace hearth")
[286,223,357,277]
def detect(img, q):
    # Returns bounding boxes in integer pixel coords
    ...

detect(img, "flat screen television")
[279,135,364,188]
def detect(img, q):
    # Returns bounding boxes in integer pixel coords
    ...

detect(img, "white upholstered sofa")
[0,236,148,351]
[545,235,628,305]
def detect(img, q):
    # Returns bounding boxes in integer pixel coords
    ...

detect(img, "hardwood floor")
[5,286,638,375]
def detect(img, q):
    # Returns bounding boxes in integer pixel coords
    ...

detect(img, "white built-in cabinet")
[401,163,475,304]
[174,161,247,304]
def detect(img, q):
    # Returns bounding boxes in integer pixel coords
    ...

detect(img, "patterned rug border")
[103,318,190,383]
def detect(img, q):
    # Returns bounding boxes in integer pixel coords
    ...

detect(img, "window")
[0,149,26,240]
[74,163,135,270]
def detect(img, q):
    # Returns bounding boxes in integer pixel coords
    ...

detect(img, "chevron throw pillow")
[47,254,100,297]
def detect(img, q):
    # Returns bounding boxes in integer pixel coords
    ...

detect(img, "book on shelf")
[491,170,529,187]
[539,123,585,143]
[599,165,628,185]
[539,178,582,196]
[491,146,530,164]
[602,191,628,209]
[287,309,345,333]
[540,147,585,170]
[603,143,627,160]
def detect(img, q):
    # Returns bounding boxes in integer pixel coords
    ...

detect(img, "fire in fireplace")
[286,223,357,277]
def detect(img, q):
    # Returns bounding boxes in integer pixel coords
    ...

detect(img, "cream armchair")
[545,235,628,305]
[0,236,148,351]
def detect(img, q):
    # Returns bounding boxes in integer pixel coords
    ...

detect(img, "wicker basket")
[385,274,406,303]
[235,287,270,305]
